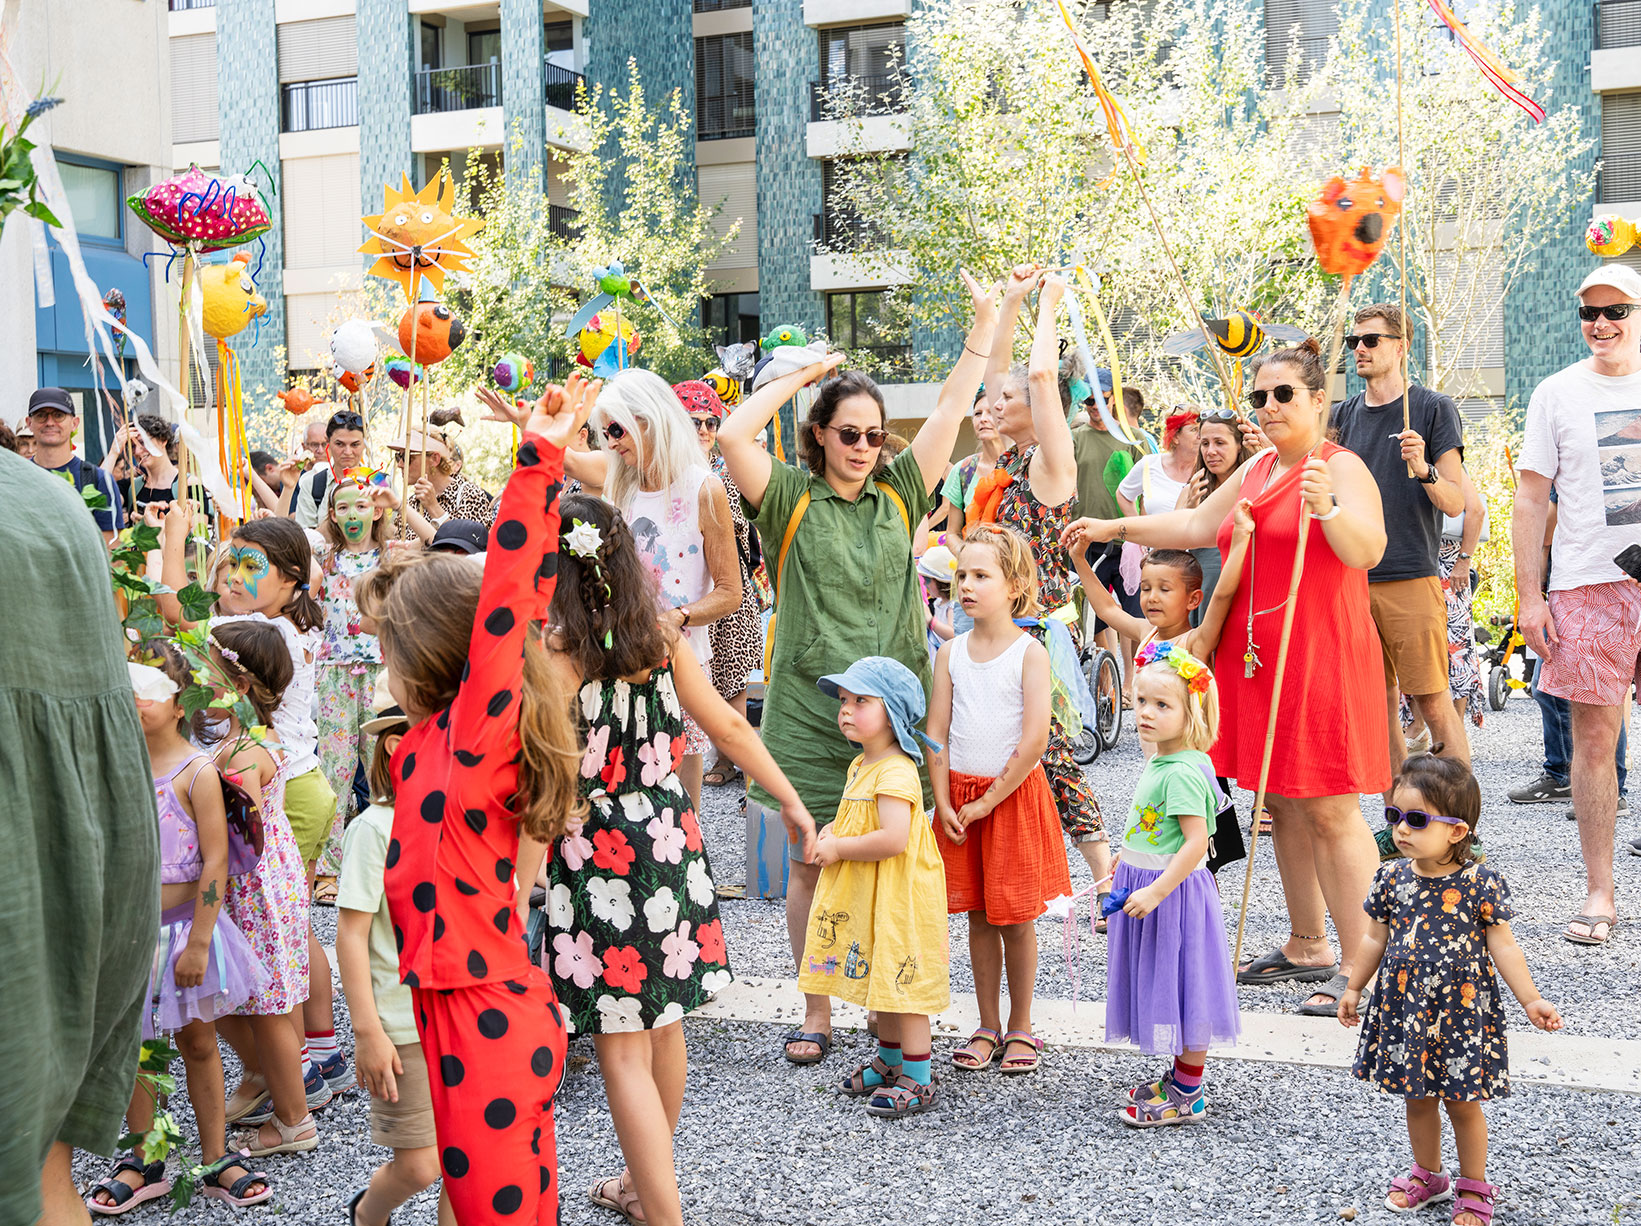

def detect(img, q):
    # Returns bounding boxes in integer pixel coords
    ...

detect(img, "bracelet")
[1310,504,1341,522]
[963,343,987,359]
[1455,551,1473,560]
[678,606,692,629]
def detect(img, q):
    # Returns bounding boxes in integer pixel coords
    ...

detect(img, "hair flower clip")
[564,519,604,559]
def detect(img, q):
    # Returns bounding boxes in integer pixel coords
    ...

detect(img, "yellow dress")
[796,753,951,1014]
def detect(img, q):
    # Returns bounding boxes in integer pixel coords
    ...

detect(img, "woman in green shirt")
[718,271,995,1064]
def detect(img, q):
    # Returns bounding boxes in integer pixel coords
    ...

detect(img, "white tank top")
[626,466,713,665]
[947,630,1030,778]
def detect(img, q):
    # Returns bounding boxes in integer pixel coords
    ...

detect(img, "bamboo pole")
[1393,0,1417,478]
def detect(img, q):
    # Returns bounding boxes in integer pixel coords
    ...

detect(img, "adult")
[103,415,182,518]
[978,271,1109,878]
[1513,264,1641,947]
[1,450,159,1226]
[1065,337,1389,1014]
[1071,380,1144,664]
[718,270,992,1063]
[249,449,283,509]
[385,425,495,540]
[300,418,327,464]
[1116,407,1200,516]
[15,419,36,460]
[26,387,124,542]
[1331,304,1468,783]
[280,408,369,529]
[567,369,743,812]
[1182,407,1256,614]
[942,389,1008,541]
[674,379,766,789]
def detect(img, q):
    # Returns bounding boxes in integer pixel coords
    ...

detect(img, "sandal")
[781,1029,831,1065]
[224,1082,271,1124]
[86,1155,171,1215]
[839,1056,898,1097]
[1122,1068,1175,1105]
[589,1172,646,1224]
[1564,913,1617,945]
[1095,892,1111,935]
[1236,946,1338,986]
[1451,1177,1497,1225]
[238,1111,318,1157]
[863,1073,940,1117]
[1295,972,1368,1017]
[200,1151,273,1207]
[998,1029,1042,1075]
[702,762,742,787]
[1383,1161,1453,1213]
[1120,1078,1206,1127]
[347,1187,390,1225]
[950,1027,1003,1071]
[312,876,338,907]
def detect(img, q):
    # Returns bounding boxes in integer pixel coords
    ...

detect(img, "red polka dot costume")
[385,432,568,1225]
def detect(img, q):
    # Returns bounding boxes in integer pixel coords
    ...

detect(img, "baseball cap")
[1576,264,1641,302]
[430,519,488,554]
[817,655,943,764]
[28,387,74,416]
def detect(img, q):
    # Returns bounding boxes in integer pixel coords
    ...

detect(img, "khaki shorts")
[1369,576,1449,697]
[283,766,338,866]
[369,1041,438,1150]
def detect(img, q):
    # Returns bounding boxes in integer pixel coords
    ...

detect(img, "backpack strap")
[771,480,910,607]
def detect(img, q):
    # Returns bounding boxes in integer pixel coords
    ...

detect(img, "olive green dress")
[0,450,159,1223]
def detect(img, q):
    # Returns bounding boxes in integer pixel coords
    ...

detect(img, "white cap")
[1576,264,1641,302]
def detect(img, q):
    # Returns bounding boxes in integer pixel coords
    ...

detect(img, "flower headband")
[1136,639,1212,696]
[340,465,390,491]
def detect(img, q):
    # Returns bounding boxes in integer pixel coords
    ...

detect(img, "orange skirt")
[935,766,1072,925]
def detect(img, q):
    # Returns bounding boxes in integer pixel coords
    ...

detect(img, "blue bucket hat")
[817,656,942,764]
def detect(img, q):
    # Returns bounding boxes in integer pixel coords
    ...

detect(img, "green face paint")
[227,545,270,599]
[333,488,374,545]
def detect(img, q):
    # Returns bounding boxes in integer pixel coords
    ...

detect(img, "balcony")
[1597,0,1641,47]
[812,210,883,254]
[168,0,214,9]
[698,94,756,140]
[808,72,904,122]
[414,62,502,116]
[548,204,581,239]
[281,78,359,133]
[694,0,752,9]
[545,61,584,112]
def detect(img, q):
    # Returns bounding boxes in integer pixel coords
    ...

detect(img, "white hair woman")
[562,368,743,811]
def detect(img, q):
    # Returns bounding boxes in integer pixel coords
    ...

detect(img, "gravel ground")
[71,694,1641,1223]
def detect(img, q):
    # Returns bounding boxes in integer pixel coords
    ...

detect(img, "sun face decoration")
[359,171,484,300]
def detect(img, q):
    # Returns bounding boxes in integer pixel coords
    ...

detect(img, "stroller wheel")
[1488,664,1509,711]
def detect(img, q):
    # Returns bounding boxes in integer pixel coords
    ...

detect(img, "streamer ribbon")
[1053,0,1147,180]
[1426,0,1544,124]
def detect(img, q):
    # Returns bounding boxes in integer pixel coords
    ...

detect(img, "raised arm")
[1024,276,1076,507]
[718,352,847,510]
[478,384,611,498]
[1070,544,1150,644]
[985,264,1037,396]
[1184,498,1254,660]
[909,269,997,493]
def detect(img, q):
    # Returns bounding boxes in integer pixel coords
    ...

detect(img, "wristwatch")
[1416,463,1438,484]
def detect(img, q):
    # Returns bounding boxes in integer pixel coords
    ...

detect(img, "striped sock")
[299,1042,311,1068]
[306,1030,339,1063]
[900,1052,932,1086]
[1172,1057,1205,1093]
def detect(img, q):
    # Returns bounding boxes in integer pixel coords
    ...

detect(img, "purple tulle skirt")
[1105,862,1241,1056]
[144,901,271,1037]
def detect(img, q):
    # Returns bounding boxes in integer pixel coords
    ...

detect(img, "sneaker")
[1508,773,1571,804]
[1565,799,1632,821]
[238,1065,333,1125]
[312,1050,352,1095]
[1630,835,1641,857]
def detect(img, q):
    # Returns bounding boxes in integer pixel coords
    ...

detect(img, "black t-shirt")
[1332,385,1462,583]
[43,456,125,534]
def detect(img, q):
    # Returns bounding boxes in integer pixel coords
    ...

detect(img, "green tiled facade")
[586,0,696,209]
[502,0,548,187]
[356,0,414,218]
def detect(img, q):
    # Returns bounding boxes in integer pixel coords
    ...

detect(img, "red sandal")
[1383,1162,1453,1213]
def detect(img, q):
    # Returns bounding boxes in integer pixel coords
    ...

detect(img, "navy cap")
[430,518,488,554]
[28,387,74,415]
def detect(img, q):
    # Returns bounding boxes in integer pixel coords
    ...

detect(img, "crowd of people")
[6,257,1638,1226]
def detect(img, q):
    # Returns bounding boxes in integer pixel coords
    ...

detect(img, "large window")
[704,293,761,350]
[826,290,910,380]
[1264,0,1335,87]
[695,32,756,140]
[815,23,906,119]
[57,159,122,243]
[1602,91,1641,202]
[544,20,575,69]
[468,28,501,67]
[419,22,441,71]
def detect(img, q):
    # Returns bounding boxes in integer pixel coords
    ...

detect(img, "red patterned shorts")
[1540,582,1641,707]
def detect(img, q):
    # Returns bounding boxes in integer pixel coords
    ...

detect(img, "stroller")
[1478,609,1529,711]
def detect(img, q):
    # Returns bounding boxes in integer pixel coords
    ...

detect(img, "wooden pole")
[1393,0,1417,478]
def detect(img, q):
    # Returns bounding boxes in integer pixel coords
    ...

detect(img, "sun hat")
[361,669,409,736]
[917,544,958,584]
[816,655,942,764]
[385,429,450,458]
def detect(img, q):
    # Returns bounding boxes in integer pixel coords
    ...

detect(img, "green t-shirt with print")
[1121,749,1219,858]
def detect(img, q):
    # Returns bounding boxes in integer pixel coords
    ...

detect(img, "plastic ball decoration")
[128,165,273,253]
[385,357,424,389]
[397,300,466,365]
[493,352,534,395]
[1586,214,1637,258]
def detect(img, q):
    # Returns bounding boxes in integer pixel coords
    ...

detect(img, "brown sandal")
[589,1172,646,1224]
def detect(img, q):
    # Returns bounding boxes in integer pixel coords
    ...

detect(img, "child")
[87,653,273,1214]
[917,544,957,656]
[927,524,1070,1077]
[207,618,323,1158]
[797,656,949,1117]
[1107,641,1240,1126]
[335,676,454,1226]
[537,492,815,1220]
[1340,750,1561,1224]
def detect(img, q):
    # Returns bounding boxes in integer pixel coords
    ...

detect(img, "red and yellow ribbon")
[1053,0,1146,180]
[1426,0,1544,124]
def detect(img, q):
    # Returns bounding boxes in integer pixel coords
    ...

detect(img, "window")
[277,16,357,83]
[826,291,910,379]
[57,159,122,242]
[704,293,761,349]
[1264,0,1336,87]
[821,22,904,84]
[468,29,501,66]
[544,21,573,54]
[694,0,750,11]
[817,158,899,252]
[419,22,441,71]
[1601,92,1641,203]
[695,32,755,140]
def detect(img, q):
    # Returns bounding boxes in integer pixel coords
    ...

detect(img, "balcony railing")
[698,94,756,140]
[694,0,751,10]
[544,61,585,111]
[809,72,905,122]
[1597,0,1641,48]
[414,62,501,116]
[812,210,884,254]
[168,0,215,9]
[548,204,581,239]
[281,77,359,133]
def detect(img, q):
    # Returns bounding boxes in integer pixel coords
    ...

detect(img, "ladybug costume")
[384,432,568,1224]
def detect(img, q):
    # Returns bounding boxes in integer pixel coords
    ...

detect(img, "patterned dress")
[393,474,497,540]
[707,456,764,700]
[545,661,731,1035]
[314,543,383,876]
[1353,860,1513,1101]
[222,753,311,1015]
[1400,540,1485,731]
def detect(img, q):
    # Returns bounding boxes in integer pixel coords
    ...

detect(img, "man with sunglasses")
[280,408,368,528]
[1513,264,1641,947]
[1332,304,1469,784]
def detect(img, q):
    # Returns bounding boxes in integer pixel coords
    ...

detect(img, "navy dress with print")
[1353,860,1514,1101]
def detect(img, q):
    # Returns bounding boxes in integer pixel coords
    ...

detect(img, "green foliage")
[0,97,64,229]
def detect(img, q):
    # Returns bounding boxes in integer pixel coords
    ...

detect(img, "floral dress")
[1399,540,1485,731]
[707,455,764,701]
[1353,860,1513,1101]
[314,544,383,876]
[545,661,731,1034]
[222,752,311,1014]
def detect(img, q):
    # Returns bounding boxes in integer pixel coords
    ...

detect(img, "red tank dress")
[1210,442,1391,799]
[385,433,568,1224]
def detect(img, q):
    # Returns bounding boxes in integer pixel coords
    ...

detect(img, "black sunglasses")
[603,420,627,440]
[1384,805,1465,831]
[327,411,365,432]
[1344,332,1401,350]
[1247,385,1301,409]
[1577,303,1640,323]
[826,424,889,448]
[690,416,719,432]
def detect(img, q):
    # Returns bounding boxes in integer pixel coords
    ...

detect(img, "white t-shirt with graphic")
[1518,361,1641,591]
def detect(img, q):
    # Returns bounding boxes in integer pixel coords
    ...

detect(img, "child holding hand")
[1340,751,1561,1225]
[1107,641,1240,1127]
[798,656,950,1118]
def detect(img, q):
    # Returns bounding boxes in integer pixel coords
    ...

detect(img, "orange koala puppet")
[1307,166,1406,276]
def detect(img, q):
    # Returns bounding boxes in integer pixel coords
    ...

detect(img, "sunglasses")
[1577,303,1640,323]
[327,411,365,432]
[1344,332,1401,350]
[1384,805,1466,831]
[603,420,627,441]
[1200,407,1240,423]
[690,416,719,432]
[1247,385,1303,409]
[826,424,889,448]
